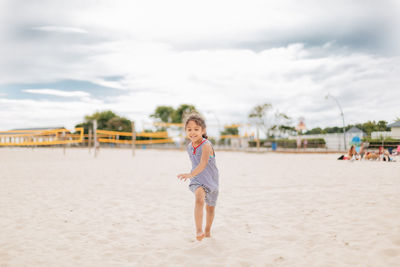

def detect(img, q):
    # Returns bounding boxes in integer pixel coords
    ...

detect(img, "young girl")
[177,114,219,241]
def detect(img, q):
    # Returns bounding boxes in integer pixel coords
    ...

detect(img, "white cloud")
[31,26,88,34]
[1,43,400,131]
[0,97,103,130]
[0,0,399,132]
[23,89,90,98]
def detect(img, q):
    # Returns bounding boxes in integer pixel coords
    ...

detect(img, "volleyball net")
[96,129,174,145]
[0,128,84,146]
[0,128,174,147]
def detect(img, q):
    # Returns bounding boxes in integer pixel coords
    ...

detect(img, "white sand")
[0,148,399,266]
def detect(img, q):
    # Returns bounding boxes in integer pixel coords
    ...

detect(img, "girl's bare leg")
[205,205,215,237]
[194,187,206,241]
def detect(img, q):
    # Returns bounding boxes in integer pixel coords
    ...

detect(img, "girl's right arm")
[186,143,213,178]
[178,143,213,181]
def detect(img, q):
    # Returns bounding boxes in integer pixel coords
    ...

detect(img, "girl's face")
[185,120,205,143]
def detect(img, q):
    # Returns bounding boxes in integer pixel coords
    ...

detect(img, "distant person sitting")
[303,139,308,149]
[359,142,366,160]
[337,145,357,160]
[296,137,301,150]
[348,145,357,160]
[364,151,379,160]
[381,148,395,162]
[392,145,400,161]
[377,146,391,162]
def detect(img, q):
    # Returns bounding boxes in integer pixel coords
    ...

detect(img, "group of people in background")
[338,143,399,162]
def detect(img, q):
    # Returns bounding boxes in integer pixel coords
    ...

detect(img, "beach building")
[346,126,365,136]
[387,121,400,138]
[371,121,400,139]
[290,127,366,151]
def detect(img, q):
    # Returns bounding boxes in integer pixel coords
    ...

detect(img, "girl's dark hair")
[184,113,208,139]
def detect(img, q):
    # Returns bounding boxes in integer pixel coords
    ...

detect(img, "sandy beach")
[0,148,399,266]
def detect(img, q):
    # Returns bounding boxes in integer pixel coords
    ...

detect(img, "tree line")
[304,121,390,136]
[74,104,198,134]
[75,103,398,138]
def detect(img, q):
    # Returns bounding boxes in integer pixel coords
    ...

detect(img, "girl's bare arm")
[190,143,212,177]
[177,143,212,180]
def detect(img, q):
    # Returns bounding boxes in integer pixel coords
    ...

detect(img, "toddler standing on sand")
[177,114,219,241]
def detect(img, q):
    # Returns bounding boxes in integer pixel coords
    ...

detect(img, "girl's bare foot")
[196,231,205,241]
[205,231,211,238]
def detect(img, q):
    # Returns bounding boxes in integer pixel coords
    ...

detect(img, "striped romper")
[187,139,219,206]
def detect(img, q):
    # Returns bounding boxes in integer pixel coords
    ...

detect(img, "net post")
[93,121,98,158]
[88,128,92,153]
[132,121,136,157]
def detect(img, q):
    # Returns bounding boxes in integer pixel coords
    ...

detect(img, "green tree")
[325,126,342,134]
[270,111,291,138]
[86,110,118,129]
[220,126,239,136]
[356,120,388,136]
[75,121,93,134]
[304,127,324,135]
[150,106,174,123]
[150,104,199,124]
[248,103,273,137]
[304,120,390,137]
[75,110,131,133]
[278,125,297,135]
[106,117,132,132]
[376,120,389,131]
[172,104,197,123]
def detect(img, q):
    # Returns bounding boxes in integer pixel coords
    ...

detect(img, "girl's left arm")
[177,143,212,181]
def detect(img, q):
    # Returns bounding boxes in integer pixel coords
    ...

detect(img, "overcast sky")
[1,0,399,133]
